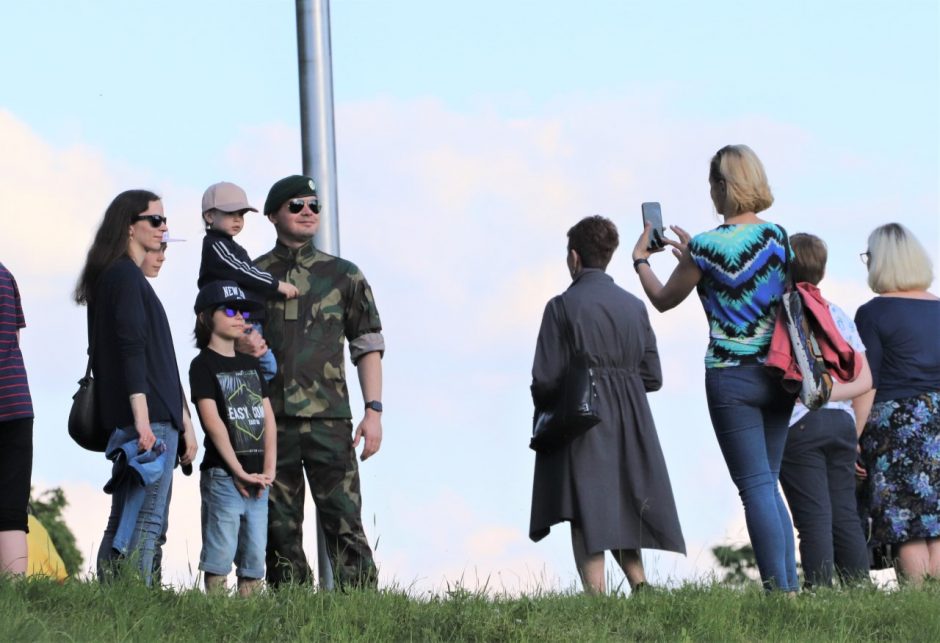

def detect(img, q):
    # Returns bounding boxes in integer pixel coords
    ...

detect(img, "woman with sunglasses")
[630,145,798,593]
[854,223,940,585]
[74,190,197,584]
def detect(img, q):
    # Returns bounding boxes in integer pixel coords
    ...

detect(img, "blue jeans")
[200,467,269,579]
[97,422,178,585]
[706,365,798,592]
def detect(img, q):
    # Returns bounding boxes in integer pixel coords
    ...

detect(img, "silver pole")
[296,0,341,256]
[295,0,337,591]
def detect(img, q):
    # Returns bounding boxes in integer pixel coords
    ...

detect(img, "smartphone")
[641,202,664,250]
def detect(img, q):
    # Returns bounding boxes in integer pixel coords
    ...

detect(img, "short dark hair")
[567,215,619,270]
[193,311,215,349]
[789,233,827,285]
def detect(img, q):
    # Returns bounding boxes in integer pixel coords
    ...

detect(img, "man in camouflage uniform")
[244,174,384,588]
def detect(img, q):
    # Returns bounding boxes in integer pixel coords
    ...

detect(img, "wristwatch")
[365,400,383,413]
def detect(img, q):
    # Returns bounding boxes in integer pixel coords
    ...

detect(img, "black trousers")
[779,409,869,588]
[0,417,33,532]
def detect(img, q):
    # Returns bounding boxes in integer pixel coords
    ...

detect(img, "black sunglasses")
[216,306,251,320]
[132,214,168,228]
[287,198,320,214]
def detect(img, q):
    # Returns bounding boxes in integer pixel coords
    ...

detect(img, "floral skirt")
[859,391,940,546]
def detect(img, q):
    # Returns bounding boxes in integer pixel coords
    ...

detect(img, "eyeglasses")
[859,251,870,265]
[132,214,168,228]
[287,198,320,214]
[217,306,251,320]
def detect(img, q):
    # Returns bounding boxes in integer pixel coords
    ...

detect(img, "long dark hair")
[74,189,160,305]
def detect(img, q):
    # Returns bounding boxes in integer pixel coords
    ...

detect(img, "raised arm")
[632,223,701,312]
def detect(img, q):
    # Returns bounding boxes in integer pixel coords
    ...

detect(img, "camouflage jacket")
[254,241,384,419]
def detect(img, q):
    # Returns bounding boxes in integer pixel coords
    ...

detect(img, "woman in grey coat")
[530,215,685,594]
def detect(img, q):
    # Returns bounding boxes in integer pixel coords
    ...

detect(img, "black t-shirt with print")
[189,349,270,474]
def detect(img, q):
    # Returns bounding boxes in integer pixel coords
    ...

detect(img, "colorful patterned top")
[0,262,33,422]
[687,222,788,368]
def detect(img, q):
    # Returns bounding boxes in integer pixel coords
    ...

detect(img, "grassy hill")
[2,576,938,641]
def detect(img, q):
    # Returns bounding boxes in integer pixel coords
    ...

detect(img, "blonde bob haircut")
[709,144,774,215]
[866,222,934,293]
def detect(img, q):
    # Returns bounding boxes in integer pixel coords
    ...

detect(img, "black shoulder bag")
[68,309,108,452]
[529,296,600,453]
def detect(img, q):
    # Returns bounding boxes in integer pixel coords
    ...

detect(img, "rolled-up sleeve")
[350,332,385,364]
[345,272,384,364]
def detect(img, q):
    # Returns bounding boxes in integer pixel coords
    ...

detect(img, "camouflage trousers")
[266,417,377,588]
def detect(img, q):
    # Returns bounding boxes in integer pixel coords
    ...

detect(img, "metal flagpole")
[295,0,337,591]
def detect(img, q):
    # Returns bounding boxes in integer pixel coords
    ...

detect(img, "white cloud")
[0,110,116,285]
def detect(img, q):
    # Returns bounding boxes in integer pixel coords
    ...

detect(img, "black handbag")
[530,296,600,453]
[68,314,108,452]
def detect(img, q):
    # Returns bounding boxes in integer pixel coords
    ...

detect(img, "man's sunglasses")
[217,306,251,320]
[132,214,168,228]
[287,198,320,214]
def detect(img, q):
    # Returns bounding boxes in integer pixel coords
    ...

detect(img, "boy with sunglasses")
[189,281,277,595]
[198,182,298,381]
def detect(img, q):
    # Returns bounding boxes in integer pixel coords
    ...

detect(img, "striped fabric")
[687,222,788,368]
[0,262,33,421]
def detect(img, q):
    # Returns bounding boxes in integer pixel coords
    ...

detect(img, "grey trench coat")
[529,269,686,555]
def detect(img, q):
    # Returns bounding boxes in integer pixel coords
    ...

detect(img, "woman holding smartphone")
[631,144,798,593]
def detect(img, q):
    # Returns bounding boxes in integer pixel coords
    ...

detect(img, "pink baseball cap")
[201,181,258,214]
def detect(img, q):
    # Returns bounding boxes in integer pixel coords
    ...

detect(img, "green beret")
[264,175,318,215]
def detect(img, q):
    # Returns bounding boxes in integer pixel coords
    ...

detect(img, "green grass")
[1,576,938,642]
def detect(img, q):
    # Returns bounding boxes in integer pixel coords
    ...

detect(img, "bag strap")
[83,302,98,379]
[557,295,577,358]
[778,225,794,290]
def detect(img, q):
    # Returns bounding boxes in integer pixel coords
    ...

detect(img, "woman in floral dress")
[855,222,940,585]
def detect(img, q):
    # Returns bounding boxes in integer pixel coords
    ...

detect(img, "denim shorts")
[199,467,269,579]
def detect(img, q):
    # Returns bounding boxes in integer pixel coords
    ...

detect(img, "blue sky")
[2,1,937,591]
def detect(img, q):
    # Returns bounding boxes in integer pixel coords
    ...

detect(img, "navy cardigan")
[89,256,182,434]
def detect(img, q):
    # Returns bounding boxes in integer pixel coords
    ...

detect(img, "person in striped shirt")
[0,262,33,575]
